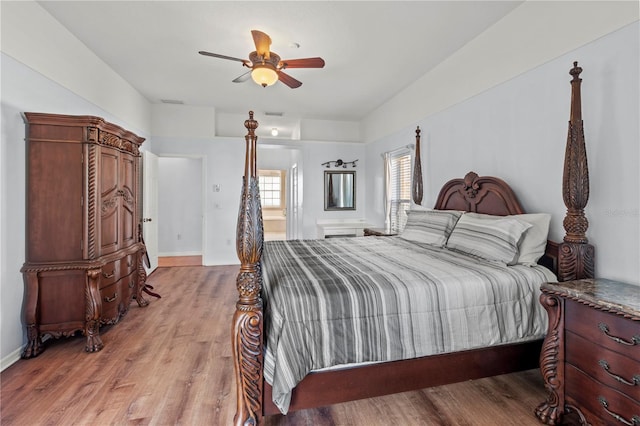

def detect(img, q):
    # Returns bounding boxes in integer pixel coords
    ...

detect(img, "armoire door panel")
[100,147,119,196]
[120,153,137,248]
[100,147,121,255]
[121,200,135,247]
[27,141,83,262]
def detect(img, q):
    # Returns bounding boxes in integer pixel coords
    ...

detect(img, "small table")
[363,227,398,237]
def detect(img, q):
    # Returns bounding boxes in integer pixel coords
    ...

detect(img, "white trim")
[1,345,23,372]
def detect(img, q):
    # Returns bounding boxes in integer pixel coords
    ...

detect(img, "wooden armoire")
[21,113,149,358]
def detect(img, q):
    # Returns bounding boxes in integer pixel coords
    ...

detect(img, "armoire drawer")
[565,299,640,361]
[100,260,120,288]
[120,271,137,306]
[100,282,121,323]
[566,331,640,402]
[121,253,137,276]
[566,364,640,426]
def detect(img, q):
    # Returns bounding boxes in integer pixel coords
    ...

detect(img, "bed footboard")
[233,111,265,426]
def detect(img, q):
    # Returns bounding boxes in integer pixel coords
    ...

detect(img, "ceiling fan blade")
[251,30,272,59]
[199,51,250,66]
[279,57,325,69]
[232,70,252,83]
[277,71,302,89]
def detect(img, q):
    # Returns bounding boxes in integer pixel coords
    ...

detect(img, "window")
[258,170,285,209]
[386,151,412,232]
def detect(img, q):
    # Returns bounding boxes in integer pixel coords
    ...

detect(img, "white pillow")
[446,214,532,265]
[464,212,551,266]
[400,210,463,247]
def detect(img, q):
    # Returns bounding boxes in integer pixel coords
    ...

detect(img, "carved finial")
[244,111,258,132]
[416,126,421,137]
[570,61,582,82]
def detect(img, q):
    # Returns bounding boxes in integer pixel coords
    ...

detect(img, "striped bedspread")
[261,236,556,414]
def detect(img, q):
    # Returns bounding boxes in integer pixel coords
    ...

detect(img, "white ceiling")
[38,1,523,129]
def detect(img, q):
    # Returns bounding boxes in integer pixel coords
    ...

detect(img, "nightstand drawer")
[566,364,640,426]
[566,331,640,402]
[565,299,640,361]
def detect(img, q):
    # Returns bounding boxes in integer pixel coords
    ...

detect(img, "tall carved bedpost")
[535,62,595,425]
[233,111,265,425]
[558,62,595,281]
[412,126,424,205]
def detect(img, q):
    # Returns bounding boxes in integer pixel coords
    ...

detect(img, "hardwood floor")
[157,255,202,267]
[1,266,553,425]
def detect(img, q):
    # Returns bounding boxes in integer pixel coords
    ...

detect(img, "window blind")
[389,152,412,232]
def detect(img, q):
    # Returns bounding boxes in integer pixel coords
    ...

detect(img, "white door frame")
[142,150,159,273]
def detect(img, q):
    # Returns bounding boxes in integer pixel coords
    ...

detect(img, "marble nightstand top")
[542,278,640,319]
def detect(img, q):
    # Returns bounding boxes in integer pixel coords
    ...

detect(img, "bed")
[232,62,594,425]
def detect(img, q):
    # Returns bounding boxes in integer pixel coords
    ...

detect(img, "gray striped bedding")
[261,236,556,414]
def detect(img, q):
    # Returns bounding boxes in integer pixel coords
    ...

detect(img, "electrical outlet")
[213,184,221,192]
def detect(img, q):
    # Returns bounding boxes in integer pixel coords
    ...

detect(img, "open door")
[287,163,300,239]
[142,151,159,273]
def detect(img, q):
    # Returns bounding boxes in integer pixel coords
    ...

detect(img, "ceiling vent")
[264,111,284,117]
[160,99,184,105]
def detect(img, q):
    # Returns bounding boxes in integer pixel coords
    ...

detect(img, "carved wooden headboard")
[434,172,525,216]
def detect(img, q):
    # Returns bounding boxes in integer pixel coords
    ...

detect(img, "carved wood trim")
[233,111,264,426]
[559,62,594,280]
[535,292,565,425]
[84,268,104,353]
[86,143,98,259]
[412,126,423,205]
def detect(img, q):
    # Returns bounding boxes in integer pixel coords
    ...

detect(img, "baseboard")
[1,345,23,372]
[157,251,202,257]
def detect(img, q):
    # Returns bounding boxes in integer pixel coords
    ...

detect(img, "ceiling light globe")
[251,65,278,87]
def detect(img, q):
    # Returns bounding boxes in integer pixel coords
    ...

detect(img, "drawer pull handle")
[102,271,115,279]
[127,261,133,267]
[598,397,640,425]
[598,322,640,346]
[104,293,118,303]
[599,360,640,386]
[128,281,135,289]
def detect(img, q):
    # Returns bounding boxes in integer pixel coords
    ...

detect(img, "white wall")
[157,157,204,256]
[365,22,640,284]
[1,1,151,134]
[362,1,639,143]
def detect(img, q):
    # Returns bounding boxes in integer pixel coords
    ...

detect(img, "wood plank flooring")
[1,265,555,425]
[157,255,202,267]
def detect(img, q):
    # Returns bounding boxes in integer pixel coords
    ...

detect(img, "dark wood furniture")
[363,227,398,237]
[21,113,149,358]
[232,62,595,425]
[536,279,640,425]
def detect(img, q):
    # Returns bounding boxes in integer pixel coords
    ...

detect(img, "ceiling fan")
[199,30,325,89]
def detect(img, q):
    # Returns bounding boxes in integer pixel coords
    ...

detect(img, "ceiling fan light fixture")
[251,64,278,87]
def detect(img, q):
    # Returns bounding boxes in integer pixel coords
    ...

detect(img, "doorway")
[156,156,204,266]
[257,145,302,240]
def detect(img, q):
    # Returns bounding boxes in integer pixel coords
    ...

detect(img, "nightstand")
[535,279,640,425]
[363,227,398,237]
